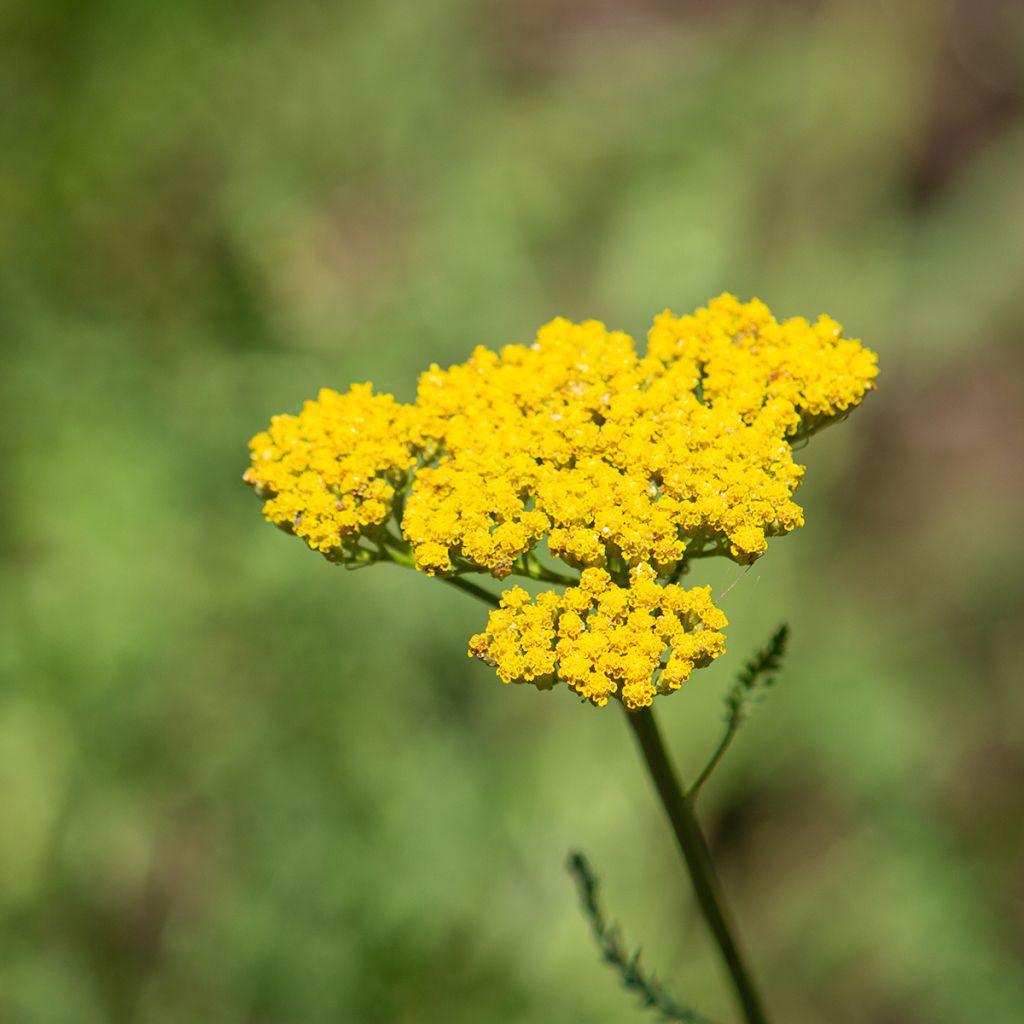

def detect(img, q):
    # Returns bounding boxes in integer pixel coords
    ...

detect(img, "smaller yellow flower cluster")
[648,294,878,433]
[468,564,728,710]
[243,384,416,556]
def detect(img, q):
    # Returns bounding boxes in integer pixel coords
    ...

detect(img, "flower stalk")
[445,567,769,1023]
[625,706,770,1024]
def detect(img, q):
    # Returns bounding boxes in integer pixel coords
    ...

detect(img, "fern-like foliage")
[567,851,716,1024]
[724,623,789,721]
[688,624,789,802]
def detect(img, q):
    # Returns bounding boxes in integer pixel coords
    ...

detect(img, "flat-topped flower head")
[468,564,727,710]
[243,294,875,708]
[403,296,875,575]
[244,384,416,560]
[245,295,876,575]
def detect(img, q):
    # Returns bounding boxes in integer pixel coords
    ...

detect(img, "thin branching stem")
[442,575,501,607]
[687,731,733,806]
[379,532,578,589]
[688,625,789,803]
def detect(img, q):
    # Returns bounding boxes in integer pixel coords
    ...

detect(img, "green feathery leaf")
[567,851,716,1024]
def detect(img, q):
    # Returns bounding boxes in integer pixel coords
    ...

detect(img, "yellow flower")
[404,295,875,576]
[243,384,416,558]
[647,294,878,431]
[468,565,728,710]
[244,294,876,708]
[246,296,876,574]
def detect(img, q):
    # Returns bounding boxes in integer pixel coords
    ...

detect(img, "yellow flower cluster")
[244,294,875,709]
[468,565,728,710]
[648,294,878,433]
[404,295,875,574]
[243,384,416,556]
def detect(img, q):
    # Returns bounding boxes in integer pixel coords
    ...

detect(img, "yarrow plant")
[244,294,877,1023]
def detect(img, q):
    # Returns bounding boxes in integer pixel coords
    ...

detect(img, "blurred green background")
[3,1,1024,1021]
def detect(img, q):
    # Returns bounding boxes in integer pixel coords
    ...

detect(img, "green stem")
[624,706,770,1024]
[687,729,736,804]
[518,551,578,586]
[412,556,768,1021]
[443,575,501,607]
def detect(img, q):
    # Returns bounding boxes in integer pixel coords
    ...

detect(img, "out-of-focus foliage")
[2,1,1023,1021]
